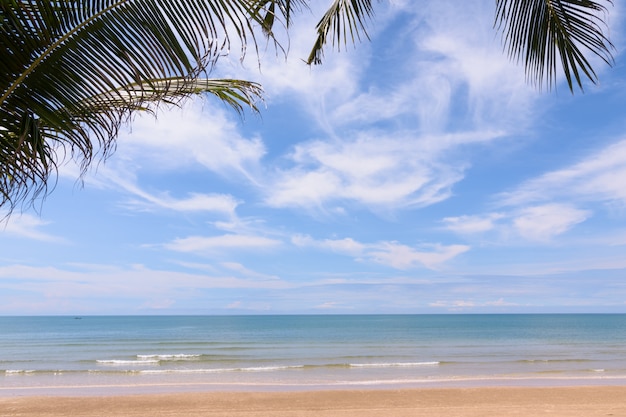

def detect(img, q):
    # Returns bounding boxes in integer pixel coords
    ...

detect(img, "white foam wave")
[350,362,439,368]
[97,359,159,365]
[5,369,35,374]
[138,365,303,375]
[136,354,200,360]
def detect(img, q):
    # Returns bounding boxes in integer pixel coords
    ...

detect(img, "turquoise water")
[2,314,626,395]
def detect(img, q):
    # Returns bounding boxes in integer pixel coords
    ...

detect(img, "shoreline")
[3,374,626,397]
[4,375,626,397]
[2,386,626,417]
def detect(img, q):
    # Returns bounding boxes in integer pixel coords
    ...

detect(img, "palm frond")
[495,0,614,92]
[0,0,271,210]
[249,0,309,36]
[82,78,264,115]
[307,0,375,65]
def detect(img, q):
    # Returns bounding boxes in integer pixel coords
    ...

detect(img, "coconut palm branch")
[1,0,278,210]
[495,0,614,91]
[306,0,375,65]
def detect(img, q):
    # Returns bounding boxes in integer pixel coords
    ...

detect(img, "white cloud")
[499,139,626,207]
[461,139,626,243]
[443,205,589,243]
[368,242,470,270]
[58,98,266,188]
[164,234,282,253]
[1,214,63,242]
[57,99,265,202]
[80,162,242,215]
[264,131,503,212]
[232,3,362,108]
[119,101,266,181]
[444,140,626,243]
[429,298,518,309]
[293,234,469,270]
[221,261,280,280]
[161,193,238,212]
[321,238,367,256]
[314,301,353,310]
[430,300,476,308]
[59,106,251,218]
[442,213,504,234]
[418,16,533,129]
[512,204,590,241]
[122,190,240,215]
[291,235,366,256]
[319,0,533,131]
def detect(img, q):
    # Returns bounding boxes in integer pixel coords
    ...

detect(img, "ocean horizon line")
[3,312,626,318]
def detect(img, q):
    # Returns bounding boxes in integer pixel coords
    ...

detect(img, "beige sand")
[2,386,626,417]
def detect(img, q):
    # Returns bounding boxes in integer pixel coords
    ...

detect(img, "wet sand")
[2,386,626,417]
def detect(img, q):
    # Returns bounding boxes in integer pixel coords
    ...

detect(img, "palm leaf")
[250,0,309,34]
[307,0,375,65]
[81,78,264,115]
[1,0,272,210]
[495,0,614,92]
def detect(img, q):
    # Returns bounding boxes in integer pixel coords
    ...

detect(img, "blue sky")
[3,1,626,315]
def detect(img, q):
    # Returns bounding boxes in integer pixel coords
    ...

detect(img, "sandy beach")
[2,386,626,417]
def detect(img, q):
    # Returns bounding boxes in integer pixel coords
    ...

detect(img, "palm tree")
[0,0,614,212]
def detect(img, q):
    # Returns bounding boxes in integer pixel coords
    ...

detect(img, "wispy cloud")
[264,131,503,212]
[314,301,354,310]
[443,138,626,244]
[443,205,590,243]
[442,213,504,234]
[292,234,469,270]
[368,242,470,270]
[164,234,282,253]
[512,204,591,241]
[121,189,241,215]
[60,99,267,208]
[254,1,533,215]
[429,298,520,310]
[119,102,266,180]
[498,139,626,207]
[220,261,280,281]
[1,214,64,242]
[291,235,365,256]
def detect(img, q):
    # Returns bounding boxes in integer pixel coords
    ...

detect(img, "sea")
[2,314,626,396]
